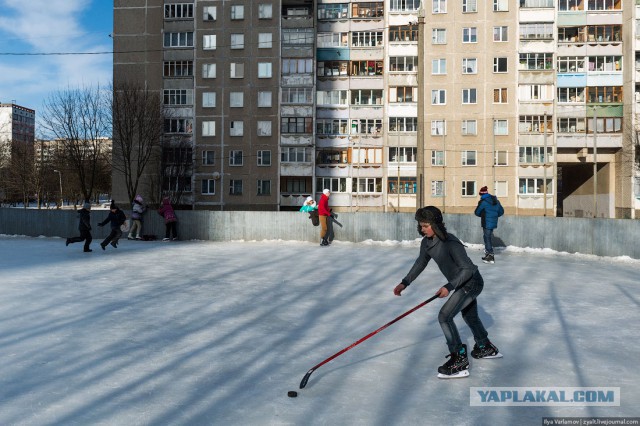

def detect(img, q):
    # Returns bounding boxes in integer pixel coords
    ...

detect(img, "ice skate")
[471,341,503,359]
[437,344,469,379]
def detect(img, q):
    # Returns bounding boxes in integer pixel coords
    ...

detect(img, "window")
[282,147,310,163]
[389,177,417,194]
[229,180,243,195]
[390,87,416,103]
[494,0,508,11]
[519,146,553,164]
[432,29,446,44]
[433,0,447,13]
[282,177,311,194]
[431,90,446,105]
[258,62,272,78]
[389,25,418,42]
[283,117,314,133]
[283,58,314,74]
[258,33,273,48]
[494,26,508,42]
[519,84,554,101]
[587,117,623,134]
[163,89,193,106]
[202,151,215,165]
[351,2,384,18]
[462,88,477,104]
[462,181,477,196]
[230,34,244,49]
[389,147,417,163]
[317,32,349,48]
[164,60,193,77]
[229,150,243,166]
[350,89,383,106]
[165,4,194,19]
[519,178,553,195]
[494,119,508,135]
[258,4,273,19]
[230,121,244,137]
[431,151,445,166]
[557,56,585,73]
[519,115,552,133]
[351,31,384,47]
[203,35,216,50]
[494,88,508,104]
[432,180,446,196]
[316,118,348,135]
[462,58,477,74]
[587,57,622,72]
[353,147,383,164]
[258,91,272,107]
[257,121,272,136]
[317,177,347,193]
[203,92,216,108]
[519,53,553,71]
[351,118,383,134]
[317,149,349,165]
[257,180,271,196]
[462,150,477,166]
[230,63,244,78]
[353,178,382,193]
[389,57,417,72]
[390,0,421,11]
[520,23,554,40]
[463,0,477,12]
[164,32,194,47]
[432,59,446,75]
[431,120,446,136]
[586,0,621,11]
[203,6,216,21]
[231,5,244,20]
[493,57,508,73]
[230,92,244,108]
[317,90,348,105]
[283,87,313,104]
[203,63,216,78]
[202,121,215,136]
[165,118,193,134]
[557,87,585,103]
[557,117,586,133]
[283,29,314,45]
[257,150,271,166]
[201,179,215,195]
[318,3,349,20]
[462,120,477,135]
[389,117,418,132]
[318,60,349,77]
[463,27,477,43]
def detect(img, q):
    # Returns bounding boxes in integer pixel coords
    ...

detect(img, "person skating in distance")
[393,206,502,379]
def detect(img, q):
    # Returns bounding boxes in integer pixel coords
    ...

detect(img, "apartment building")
[0,103,35,167]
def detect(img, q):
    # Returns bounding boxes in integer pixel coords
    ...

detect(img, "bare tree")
[3,140,35,207]
[159,134,193,207]
[110,82,166,204]
[39,86,111,202]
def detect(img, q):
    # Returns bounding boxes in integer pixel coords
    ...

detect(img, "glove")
[393,283,406,296]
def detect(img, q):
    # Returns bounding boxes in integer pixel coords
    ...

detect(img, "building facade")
[0,103,35,167]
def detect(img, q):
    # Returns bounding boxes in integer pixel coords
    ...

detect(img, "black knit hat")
[415,206,448,240]
[110,200,117,210]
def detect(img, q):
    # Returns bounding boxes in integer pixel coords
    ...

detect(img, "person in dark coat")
[66,201,93,252]
[158,197,178,241]
[474,186,504,264]
[98,200,127,250]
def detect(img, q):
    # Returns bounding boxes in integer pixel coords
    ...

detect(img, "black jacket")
[99,209,126,230]
[78,208,91,232]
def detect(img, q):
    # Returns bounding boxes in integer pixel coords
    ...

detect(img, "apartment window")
[257,180,271,196]
[203,63,216,78]
[587,56,622,72]
[495,151,508,166]
[432,59,446,75]
[352,118,383,134]
[520,23,554,40]
[201,179,215,195]
[462,120,477,135]
[557,117,586,133]
[462,58,477,74]
[353,178,382,193]
[282,147,309,163]
[318,3,349,20]
[462,88,477,104]
[165,118,193,134]
[258,33,273,48]
[557,87,585,103]
[230,92,244,108]
[229,180,243,195]
[558,56,585,73]
[519,53,553,71]
[317,149,348,165]
[283,29,314,45]
[258,91,273,107]
[351,89,383,105]
[202,151,215,165]
[519,146,553,164]
[432,29,446,44]
[202,121,215,136]
[462,181,477,196]
[202,92,216,108]
[257,150,271,166]
[231,5,244,20]
[390,0,421,11]
[258,63,272,78]
[164,60,193,77]
[431,120,446,136]
[431,90,446,105]
[230,121,244,137]
[230,34,244,49]
[586,0,621,10]
[203,35,216,50]
[229,150,243,166]
[519,178,553,195]
[351,31,384,47]
[257,121,272,136]
[317,90,348,105]
[389,117,418,132]
[282,177,311,193]
[493,57,508,73]
[587,117,623,134]
[494,119,508,135]
[389,57,417,72]
[519,115,552,133]
[390,86,416,103]
[317,177,347,193]
[433,0,447,13]
[258,4,273,19]
[390,25,418,42]
[462,150,477,166]
[432,180,445,196]
[317,118,348,135]
[521,0,554,7]
[431,151,445,166]
[353,147,382,164]
[389,177,417,194]
[165,4,193,19]
[519,84,554,101]
[494,88,508,104]
[351,61,384,76]
[462,0,477,12]
[283,58,313,74]
[283,117,314,133]
[462,27,477,43]
[203,6,216,21]
[389,147,417,163]
[163,89,193,106]
[494,26,508,42]
[317,32,349,48]
[493,0,508,11]
[164,32,194,47]
[230,63,244,78]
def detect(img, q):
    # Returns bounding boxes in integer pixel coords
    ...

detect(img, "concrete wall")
[1,208,639,259]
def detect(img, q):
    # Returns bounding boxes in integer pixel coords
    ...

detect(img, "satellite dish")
[212,172,221,180]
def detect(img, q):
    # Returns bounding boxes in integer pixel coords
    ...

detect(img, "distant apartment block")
[0,103,35,166]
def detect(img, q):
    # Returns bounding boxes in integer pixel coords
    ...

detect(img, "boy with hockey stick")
[393,206,502,379]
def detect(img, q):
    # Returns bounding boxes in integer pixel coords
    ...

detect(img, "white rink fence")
[1,208,639,259]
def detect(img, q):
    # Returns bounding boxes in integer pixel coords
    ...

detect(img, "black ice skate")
[482,254,495,264]
[471,341,503,359]
[437,344,469,379]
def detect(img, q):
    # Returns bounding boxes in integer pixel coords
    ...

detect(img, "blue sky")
[0,0,113,131]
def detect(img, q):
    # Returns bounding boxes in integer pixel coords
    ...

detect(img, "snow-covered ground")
[0,235,638,426]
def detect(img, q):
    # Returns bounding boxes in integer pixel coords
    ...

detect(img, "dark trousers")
[483,227,494,255]
[165,222,178,239]
[68,229,92,251]
[438,271,489,354]
[102,228,122,246]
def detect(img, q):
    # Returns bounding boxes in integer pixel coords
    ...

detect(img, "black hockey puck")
[287,391,298,398]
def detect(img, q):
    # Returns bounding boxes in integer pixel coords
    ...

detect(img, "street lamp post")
[53,170,63,209]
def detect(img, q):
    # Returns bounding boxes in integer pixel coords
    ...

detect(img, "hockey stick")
[299,294,439,389]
